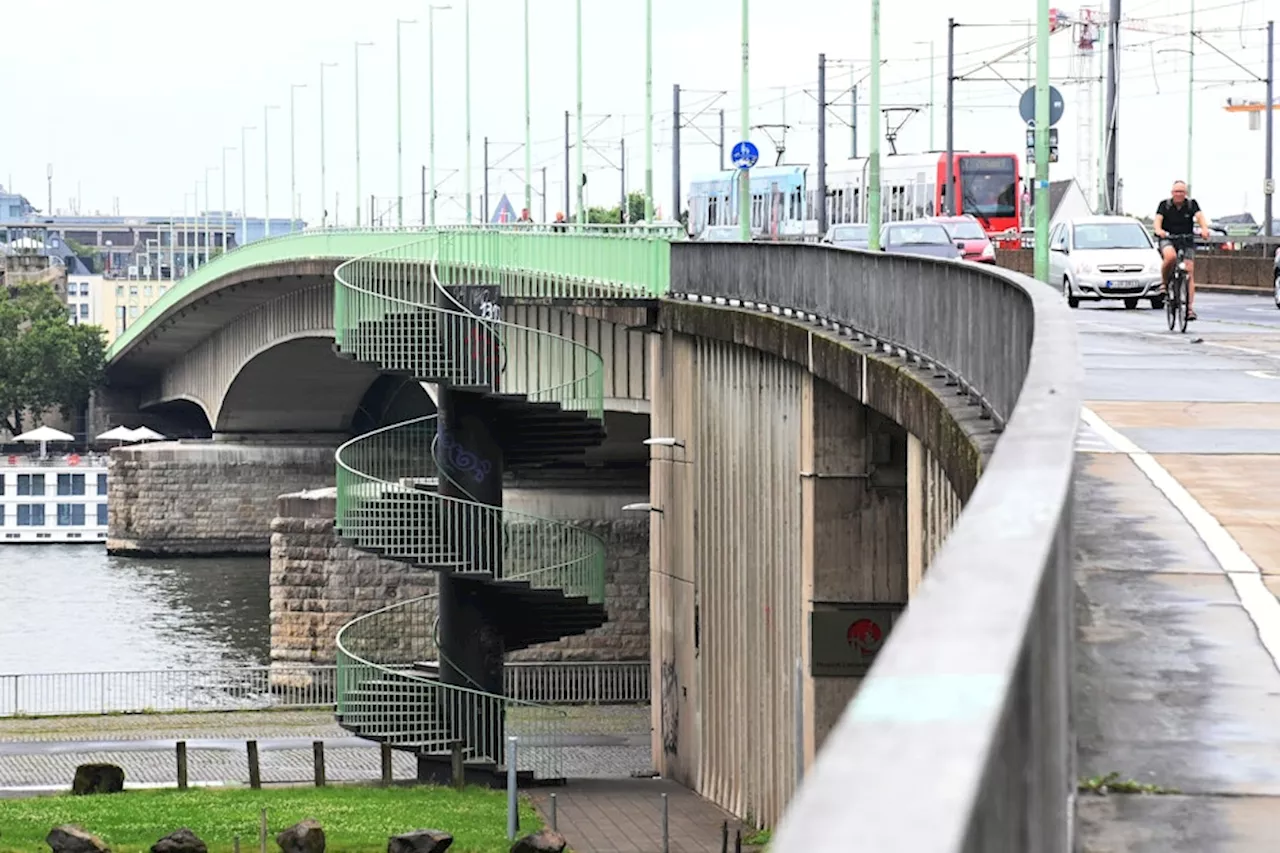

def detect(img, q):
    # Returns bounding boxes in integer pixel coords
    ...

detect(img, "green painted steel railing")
[107,223,677,363]
[335,594,567,777]
[331,228,668,778]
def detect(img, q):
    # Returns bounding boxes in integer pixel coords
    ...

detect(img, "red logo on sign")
[846,618,884,659]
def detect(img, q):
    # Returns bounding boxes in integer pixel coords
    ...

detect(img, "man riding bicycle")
[1153,180,1211,322]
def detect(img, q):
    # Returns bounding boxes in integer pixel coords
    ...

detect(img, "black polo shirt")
[1156,197,1200,235]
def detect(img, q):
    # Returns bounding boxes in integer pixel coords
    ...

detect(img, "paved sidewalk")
[0,706,652,790]
[530,779,756,853]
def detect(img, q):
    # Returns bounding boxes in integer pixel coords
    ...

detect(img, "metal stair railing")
[333,229,657,779]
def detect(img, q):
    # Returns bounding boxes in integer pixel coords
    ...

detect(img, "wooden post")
[176,741,188,790]
[312,741,326,787]
[233,837,240,853]
[380,743,393,785]
[247,741,261,790]
[450,740,465,790]
[258,808,267,853]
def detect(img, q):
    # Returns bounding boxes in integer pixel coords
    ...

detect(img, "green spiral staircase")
[331,231,639,786]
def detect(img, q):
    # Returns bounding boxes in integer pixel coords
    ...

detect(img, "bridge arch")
[215,335,382,434]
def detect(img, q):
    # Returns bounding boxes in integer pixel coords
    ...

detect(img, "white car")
[1049,215,1165,310]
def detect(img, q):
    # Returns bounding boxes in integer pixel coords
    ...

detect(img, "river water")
[0,545,268,675]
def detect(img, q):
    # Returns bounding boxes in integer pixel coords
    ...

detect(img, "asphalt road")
[1071,292,1280,851]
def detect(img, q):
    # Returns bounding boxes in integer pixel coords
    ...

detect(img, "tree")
[582,191,650,225]
[0,283,107,436]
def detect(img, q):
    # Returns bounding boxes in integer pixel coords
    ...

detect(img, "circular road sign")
[1019,86,1066,126]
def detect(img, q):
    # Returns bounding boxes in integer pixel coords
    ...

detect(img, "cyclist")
[1152,180,1211,321]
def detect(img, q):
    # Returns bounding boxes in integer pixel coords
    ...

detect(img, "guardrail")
[0,661,649,717]
[671,244,1081,851]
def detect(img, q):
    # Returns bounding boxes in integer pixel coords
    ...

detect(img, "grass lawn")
[0,785,543,853]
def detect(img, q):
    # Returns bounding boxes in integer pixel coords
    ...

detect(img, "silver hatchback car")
[1050,215,1165,310]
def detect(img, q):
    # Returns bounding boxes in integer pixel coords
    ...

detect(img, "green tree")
[0,283,107,436]
[582,191,649,224]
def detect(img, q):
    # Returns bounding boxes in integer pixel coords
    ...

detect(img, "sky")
[1,0,1276,225]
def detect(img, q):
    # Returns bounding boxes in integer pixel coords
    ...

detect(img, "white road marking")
[1081,407,1280,673]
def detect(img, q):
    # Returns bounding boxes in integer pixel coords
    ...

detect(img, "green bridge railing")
[106,223,678,362]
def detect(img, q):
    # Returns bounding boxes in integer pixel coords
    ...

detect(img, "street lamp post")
[264,105,280,237]
[397,18,417,228]
[524,0,533,219]
[644,0,654,221]
[737,0,750,242]
[354,40,374,228]
[291,83,307,232]
[241,125,256,245]
[192,180,201,271]
[913,41,936,150]
[867,0,881,249]
[319,61,337,228]
[203,166,218,265]
[222,145,235,253]
[576,0,585,225]
[428,5,452,227]
[1034,0,1051,282]
[465,0,473,224]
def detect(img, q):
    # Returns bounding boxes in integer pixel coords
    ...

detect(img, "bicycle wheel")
[1165,272,1178,331]
[1178,274,1190,333]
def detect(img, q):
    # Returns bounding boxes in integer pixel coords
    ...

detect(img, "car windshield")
[942,220,986,240]
[832,225,868,241]
[886,224,951,245]
[1072,222,1152,250]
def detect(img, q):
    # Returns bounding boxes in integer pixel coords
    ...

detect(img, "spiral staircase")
[331,232,615,786]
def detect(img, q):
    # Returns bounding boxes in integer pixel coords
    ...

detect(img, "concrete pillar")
[107,441,337,556]
[907,433,926,596]
[801,373,909,765]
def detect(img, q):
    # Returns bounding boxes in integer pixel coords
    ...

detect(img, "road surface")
[1072,292,1280,851]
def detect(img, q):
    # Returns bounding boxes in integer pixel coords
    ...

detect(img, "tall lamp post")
[319,60,338,227]
[241,125,256,245]
[737,0,750,241]
[290,83,307,232]
[221,145,235,253]
[1033,0,1051,282]
[464,0,473,224]
[263,104,281,237]
[354,40,375,228]
[575,0,585,224]
[203,166,218,265]
[428,5,452,227]
[644,0,654,221]
[524,0,533,220]
[396,18,417,228]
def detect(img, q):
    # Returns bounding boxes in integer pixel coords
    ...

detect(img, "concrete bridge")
[89,221,1150,845]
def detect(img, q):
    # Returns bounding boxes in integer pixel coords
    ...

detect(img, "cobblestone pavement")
[0,706,651,789]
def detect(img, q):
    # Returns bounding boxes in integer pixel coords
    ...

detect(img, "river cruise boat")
[0,452,109,543]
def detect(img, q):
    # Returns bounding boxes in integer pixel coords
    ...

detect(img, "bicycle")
[1161,233,1197,333]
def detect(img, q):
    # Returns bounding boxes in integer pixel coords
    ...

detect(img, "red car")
[932,215,996,264]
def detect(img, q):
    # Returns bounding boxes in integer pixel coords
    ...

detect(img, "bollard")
[380,742,393,785]
[661,793,669,853]
[720,821,729,853]
[550,792,557,831]
[176,741,188,790]
[734,828,742,853]
[450,739,465,790]
[506,736,519,840]
[312,740,326,787]
[247,741,261,790]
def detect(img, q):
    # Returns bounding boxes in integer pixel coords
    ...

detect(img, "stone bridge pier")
[106,438,340,556]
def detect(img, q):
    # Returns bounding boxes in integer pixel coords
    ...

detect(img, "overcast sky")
[2,0,1274,224]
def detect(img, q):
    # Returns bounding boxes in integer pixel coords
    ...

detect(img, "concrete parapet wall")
[649,299,994,828]
[269,481,652,667]
[107,441,337,556]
